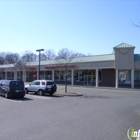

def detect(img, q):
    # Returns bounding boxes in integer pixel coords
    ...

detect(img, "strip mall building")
[0,43,140,88]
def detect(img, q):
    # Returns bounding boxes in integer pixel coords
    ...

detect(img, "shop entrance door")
[84,75,92,85]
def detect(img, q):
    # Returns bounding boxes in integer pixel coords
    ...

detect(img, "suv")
[0,80,25,98]
[25,80,57,96]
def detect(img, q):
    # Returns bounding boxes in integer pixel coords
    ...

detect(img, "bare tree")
[42,49,56,60]
[75,52,86,57]
[5,53,20,64]
[21,51,37,62]
[40,53,47,61]
[14,60,27,81]
[131,20,140,27]
[54,48,78,93]
[0,52,6,64]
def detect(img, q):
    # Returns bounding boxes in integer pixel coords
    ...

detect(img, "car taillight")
[8,87,10,91]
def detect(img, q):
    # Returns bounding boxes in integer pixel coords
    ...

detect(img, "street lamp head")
[36,49,44,52]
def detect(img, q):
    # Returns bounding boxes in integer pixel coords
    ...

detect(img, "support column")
[71,69,74,86]
[115,69,118,88]
[5,71,7,80]
[52,70,54,81]
[23,70,26,82]
[131,69,134,89]
[96,68,98,87]
[14,71,17,80]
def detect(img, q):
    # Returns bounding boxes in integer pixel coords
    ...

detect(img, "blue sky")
[0,0,140,55]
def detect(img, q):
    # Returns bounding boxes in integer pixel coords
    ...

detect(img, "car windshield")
[10,81,24,87]
[47,82,54,85]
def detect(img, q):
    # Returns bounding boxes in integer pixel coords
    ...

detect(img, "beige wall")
[114,47,135,69]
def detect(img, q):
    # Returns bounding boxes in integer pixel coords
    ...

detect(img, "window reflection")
[119,70,131,84]
[0,72,5,79]
[134,70,140,84]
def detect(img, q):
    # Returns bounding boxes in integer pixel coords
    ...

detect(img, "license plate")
[16,90,19,92]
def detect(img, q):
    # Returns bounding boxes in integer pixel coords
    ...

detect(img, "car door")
[27,81,36,91]
[34,81,40,92]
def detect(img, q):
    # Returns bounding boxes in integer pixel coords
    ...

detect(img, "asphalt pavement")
[0,86,140,140]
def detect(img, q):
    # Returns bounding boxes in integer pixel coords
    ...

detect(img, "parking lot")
[0,85,140,140]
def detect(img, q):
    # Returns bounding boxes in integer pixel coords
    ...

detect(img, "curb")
[55,91,83,97]
[57,85,140,92]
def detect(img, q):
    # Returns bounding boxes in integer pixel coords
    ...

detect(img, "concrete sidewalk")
[57,84,140,91]
[25,82,139,91]
[55,91,83,96]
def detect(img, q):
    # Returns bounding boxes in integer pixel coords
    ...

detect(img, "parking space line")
[26,94,51,99]
[5,99,22,102]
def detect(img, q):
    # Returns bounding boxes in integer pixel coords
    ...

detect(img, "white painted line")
[5,99,22,102]
[26,94,51,99]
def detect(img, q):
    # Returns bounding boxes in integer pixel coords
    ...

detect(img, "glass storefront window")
[0,72,5,79]
[92,70,95,82]
[66,70,71,81]
[79,70,84,81]
[17,71,23,80]
[99,70,102,82]
[74,70,96,82]
[7,72,14,80]
[26,71,37,81]
[54,71,60,80]
[40,71,45,79]
[45,71,52,80]
[119,70,131,84]
[74,70,78,81]
[54,70,71,81]
[85,70,91,75]
[134,70,140,84]
[59,71,64,81]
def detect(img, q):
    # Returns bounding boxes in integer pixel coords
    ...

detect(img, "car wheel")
[5,93,9,99]
[25,88,28,94]
[38,90,43,96]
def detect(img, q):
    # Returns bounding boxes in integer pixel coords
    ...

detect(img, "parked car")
[25,80,57,96]
[0,80,25,98]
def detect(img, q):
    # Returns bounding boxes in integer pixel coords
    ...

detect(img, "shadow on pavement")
[8,97,33,101]
[27,93,64,98]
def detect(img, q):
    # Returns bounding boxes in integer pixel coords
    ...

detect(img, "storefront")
[0,43,140,89]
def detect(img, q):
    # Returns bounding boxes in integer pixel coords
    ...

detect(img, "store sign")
[26,67,36,70]
[45,64,76,69]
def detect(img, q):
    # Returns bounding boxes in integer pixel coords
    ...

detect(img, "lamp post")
[36,49,44,80]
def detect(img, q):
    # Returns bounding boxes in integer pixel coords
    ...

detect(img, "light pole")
[36,49,44,80]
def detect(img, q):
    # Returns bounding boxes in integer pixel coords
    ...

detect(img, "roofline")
[113,47,135,49]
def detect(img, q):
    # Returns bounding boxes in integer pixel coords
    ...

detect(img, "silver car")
[25,80,57,96]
